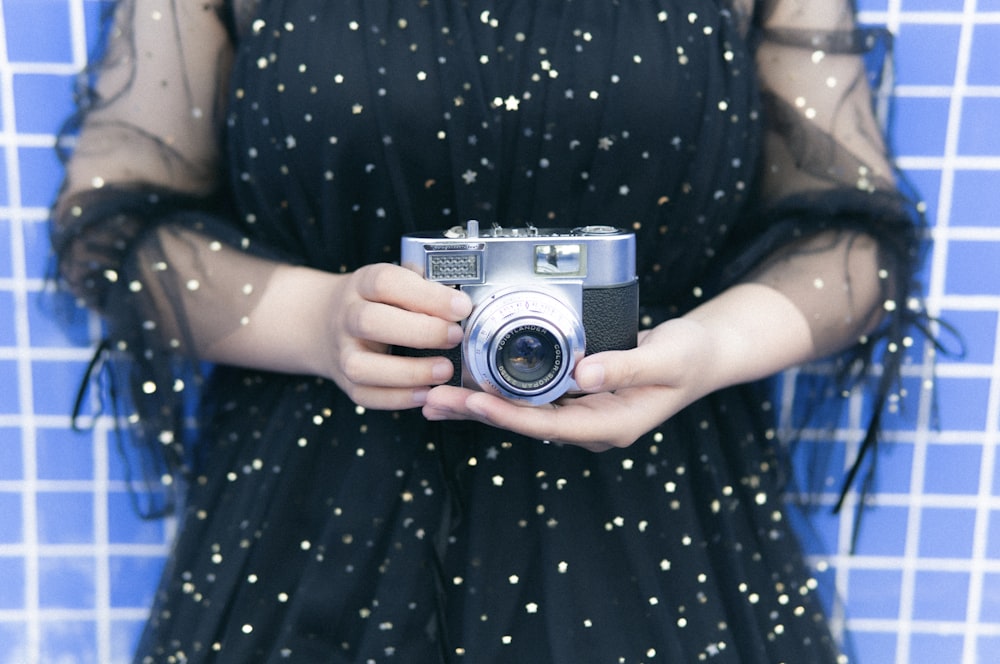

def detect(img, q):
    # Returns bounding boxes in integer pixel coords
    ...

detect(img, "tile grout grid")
[1,0,999,662]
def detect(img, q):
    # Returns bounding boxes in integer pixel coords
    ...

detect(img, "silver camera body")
[401,221,638,405]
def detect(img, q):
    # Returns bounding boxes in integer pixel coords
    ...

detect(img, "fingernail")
[432,360,453,382]
[451,293,473,319]
[447,324,464,345]
[412,387,430,405]
[575,364,605,391]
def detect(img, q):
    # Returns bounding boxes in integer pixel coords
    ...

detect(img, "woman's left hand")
[422,320,715,451]
[422,281,824,451]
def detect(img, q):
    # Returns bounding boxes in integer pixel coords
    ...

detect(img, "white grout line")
[895,85,1000,99]
[0,607,152,623]
[0,2,998,664]
[93,422,114,664]
[847,617,1000,636]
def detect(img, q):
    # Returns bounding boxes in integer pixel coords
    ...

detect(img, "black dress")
[53,0,924,661]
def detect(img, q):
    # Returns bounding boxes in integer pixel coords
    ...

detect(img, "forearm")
[422,229,891,450]
[146,224,348,378]
[109,222,471,411]
[98,221,332,377]
[682,283,815,392]
[199,262,341,377]
[681,230,886,394]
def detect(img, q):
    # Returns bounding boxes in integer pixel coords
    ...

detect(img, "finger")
[421,385,486,423]
[446,388,591,442]
[344,300,464,350]
[462,391,616,451]
[462,387,681,450]
[356,263,472,321]
[424,385,688,451]
[572,347,659,393]
[348,384,434,412]
[573,322,698,393]
[338,347,456,388]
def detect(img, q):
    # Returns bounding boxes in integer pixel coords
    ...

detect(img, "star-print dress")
[53,0,925,661]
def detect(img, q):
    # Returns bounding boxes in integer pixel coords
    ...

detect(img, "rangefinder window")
[534,244,583,276]
[427,251,483,283]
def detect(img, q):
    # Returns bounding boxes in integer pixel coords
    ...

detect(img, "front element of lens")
[494,325,563,391]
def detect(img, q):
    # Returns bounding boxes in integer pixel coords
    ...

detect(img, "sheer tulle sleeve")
[724,0,930,514]
[52,0,282,513]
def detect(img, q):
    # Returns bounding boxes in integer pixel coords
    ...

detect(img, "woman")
[53,0,922,661]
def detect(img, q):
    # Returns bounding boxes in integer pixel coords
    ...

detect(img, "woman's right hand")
[319,263,473,410]
[202,261,471,411]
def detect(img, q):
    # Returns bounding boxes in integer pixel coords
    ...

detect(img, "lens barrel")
[463,288,585,405]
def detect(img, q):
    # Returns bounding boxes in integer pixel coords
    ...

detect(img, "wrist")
[658,315,728,400]
[680,283,816,389]
[202,264,343,377]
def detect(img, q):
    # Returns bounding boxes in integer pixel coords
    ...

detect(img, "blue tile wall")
[13,73,77,134]
[910,633,965,664]
[969,24,1000,86]
[0,428,22,481]
[902,0,966,11]
[959,98,1000,155]
[892,97,952,156]
[2,1,74,64]
[952,171,1000,228]
[895,24,962,86]
[2,1,999,663]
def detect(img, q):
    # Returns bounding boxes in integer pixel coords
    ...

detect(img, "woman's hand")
[422,319,717,452]
[202,262,472,411]
[319,263,473,410]
[422,282,820,451]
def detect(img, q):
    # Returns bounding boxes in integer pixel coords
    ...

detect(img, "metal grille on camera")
[428,253,481,281]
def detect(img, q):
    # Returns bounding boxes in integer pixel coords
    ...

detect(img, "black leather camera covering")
[581,281,639,355]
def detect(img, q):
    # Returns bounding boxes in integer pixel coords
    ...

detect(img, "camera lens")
[495,325,563,391]
[463,287,585,405]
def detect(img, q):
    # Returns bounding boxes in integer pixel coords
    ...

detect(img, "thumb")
[573,347,655,393]
[575,320,710,394]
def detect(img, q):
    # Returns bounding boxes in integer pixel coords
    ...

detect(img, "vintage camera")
[400,221,638,405]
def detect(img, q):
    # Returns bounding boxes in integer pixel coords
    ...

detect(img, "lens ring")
[462,287,586,405]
